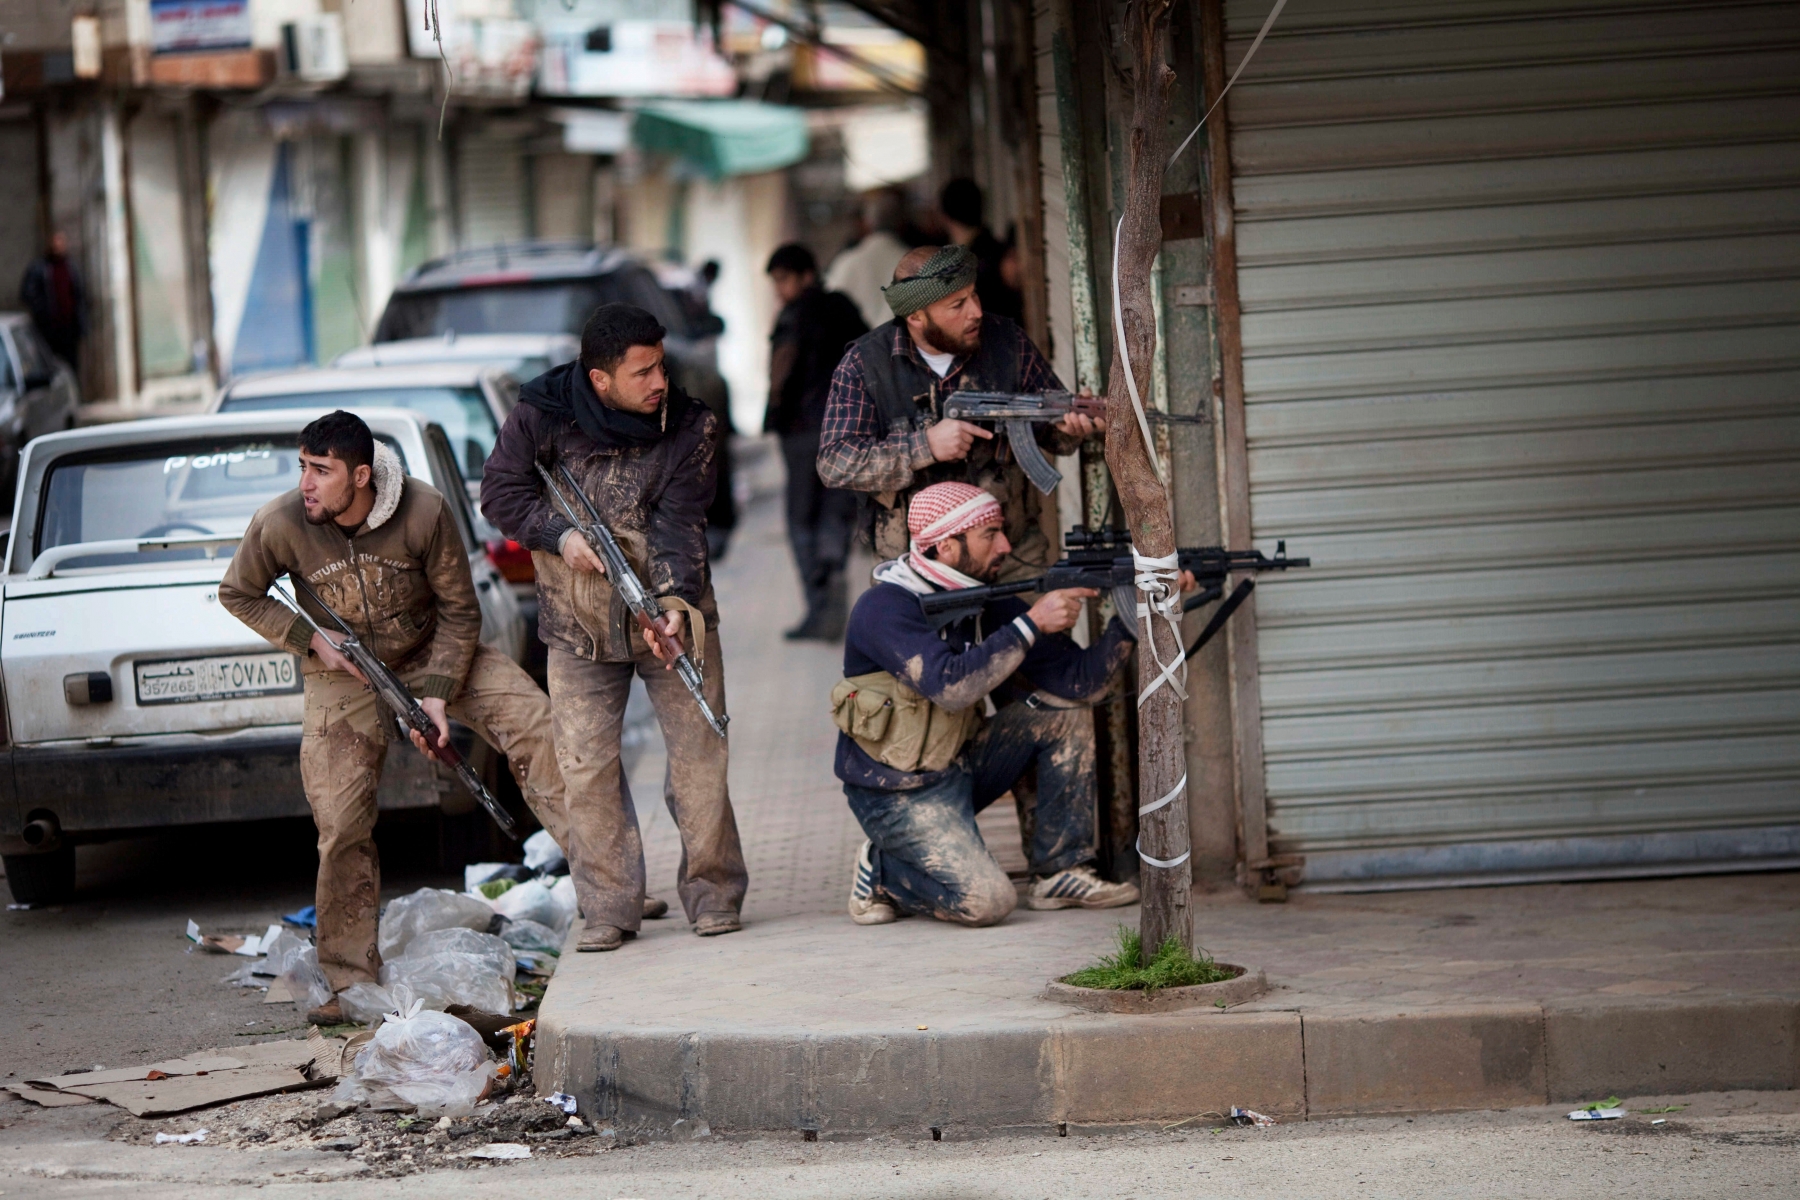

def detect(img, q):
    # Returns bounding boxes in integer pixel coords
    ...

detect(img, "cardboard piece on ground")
[58,1065,325,1116]
[5,1083,95,1107]
[264,979,294,1004]
[27,1056,245,1090]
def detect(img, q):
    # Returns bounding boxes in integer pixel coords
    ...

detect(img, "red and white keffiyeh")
[905,483,1002,590]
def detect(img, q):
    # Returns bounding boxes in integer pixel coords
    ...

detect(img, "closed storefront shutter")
[1226,0,1800,888]
[455,133,528,248]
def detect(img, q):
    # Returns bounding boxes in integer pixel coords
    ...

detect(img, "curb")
[537,994,1800,1136]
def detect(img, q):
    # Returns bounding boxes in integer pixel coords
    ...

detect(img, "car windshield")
[377,282,613,339]
[34,437,305,571]
[220,386,497,480]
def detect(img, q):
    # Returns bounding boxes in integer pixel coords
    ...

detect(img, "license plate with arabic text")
[134,652,302,706]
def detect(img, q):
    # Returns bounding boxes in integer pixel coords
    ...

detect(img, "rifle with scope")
[916,527,1309,661]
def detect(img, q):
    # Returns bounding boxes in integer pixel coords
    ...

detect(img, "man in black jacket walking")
[482,303,747,952]
[763,243,868,640]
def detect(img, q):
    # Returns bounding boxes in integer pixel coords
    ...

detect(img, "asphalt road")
[0,1087,1794,1198]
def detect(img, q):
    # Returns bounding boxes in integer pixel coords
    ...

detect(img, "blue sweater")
[837,581,1135,791]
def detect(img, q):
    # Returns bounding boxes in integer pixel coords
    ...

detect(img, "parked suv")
[0,409,525,905]
[372,242,727,412]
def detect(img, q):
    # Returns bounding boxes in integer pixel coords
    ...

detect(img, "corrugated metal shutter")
[1225,0,1800,889]
[455,133,528,248]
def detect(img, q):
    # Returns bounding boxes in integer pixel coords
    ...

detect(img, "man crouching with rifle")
[482,303,747,952]
[835,482,1141,926]
[219,410,577,1023]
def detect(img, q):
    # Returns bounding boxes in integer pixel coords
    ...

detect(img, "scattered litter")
[669,1117,710,1141]
[340,982,416,1028]
[485,878,559,928]
[916,1025,928,1031]
[378,889,499,961]
[1652,1118,1667,1126]
[154,1129,208,1145]
[8,902,37,911]
[1569,1095,1624,1120]
[463,1142,530,1160]
[522,829,567,876]
[464,863,532,892]
[1229,1107,1276,1127]
[21,1041,344,1118]
[282,906,317,929]
[334,1002,496,1115]
[475,878,517,901]
[546,1092,578,1114]
[186,920,281,956]
[378,928,515,1015]
[1636,1104,1686,1114]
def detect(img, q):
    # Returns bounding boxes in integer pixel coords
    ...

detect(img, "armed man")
[834,483,1141,925]
[817,242,1102,580]
[218,410,579,1024]
[482,303,747,953]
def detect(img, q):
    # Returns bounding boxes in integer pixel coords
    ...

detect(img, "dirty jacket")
[480,362,720,663]
[836,574,1133,792]
[218,443,481,701]
[815,316,1080,574]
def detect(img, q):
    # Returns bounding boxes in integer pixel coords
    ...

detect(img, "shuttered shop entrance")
[1226,0,1800,888]
[455,133,529,248]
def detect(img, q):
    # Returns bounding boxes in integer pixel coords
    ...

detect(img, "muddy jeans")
[843,702,1097,926]
[301,643,571,992]
[547,625,747,932]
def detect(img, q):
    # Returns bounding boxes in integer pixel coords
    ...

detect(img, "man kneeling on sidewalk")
[833,482,1140,926]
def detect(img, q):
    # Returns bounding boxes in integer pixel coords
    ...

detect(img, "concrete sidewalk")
[537,446,1800,1136]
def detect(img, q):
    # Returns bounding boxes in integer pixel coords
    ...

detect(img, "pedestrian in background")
[18,230,86,371]
[938,178,1023,324]
[763,243,868,641]
[826,189,911,330]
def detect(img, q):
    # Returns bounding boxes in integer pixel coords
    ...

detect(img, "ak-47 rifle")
[915,526,1309,660]
[271,574,521,840]
[535,462,729,740]
[940,391,1207,495]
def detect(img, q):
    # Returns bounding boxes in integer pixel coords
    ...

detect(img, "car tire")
[3,845,76,905]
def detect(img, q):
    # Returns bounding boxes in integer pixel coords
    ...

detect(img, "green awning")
[632,101,810,179]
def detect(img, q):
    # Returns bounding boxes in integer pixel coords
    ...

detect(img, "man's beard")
[304,494,351,526]
[920,312,980,357]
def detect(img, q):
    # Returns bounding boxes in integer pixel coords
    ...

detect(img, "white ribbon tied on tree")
[1132,546,1191,870]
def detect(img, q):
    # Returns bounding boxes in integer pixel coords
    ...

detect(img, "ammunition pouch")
[831,670,982,774]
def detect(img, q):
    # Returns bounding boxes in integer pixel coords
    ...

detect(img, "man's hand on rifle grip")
[310,630,369,685]
[1026,588,1097,636]
[1055,388,1107,439]
[409,697,452,761]
[644,609,686,667]
[926,419,993,463]
[561,530,607,575]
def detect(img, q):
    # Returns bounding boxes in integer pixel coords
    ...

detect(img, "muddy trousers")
[300,643,571,992]
[843,703,1098,927]
[547,630,747,933]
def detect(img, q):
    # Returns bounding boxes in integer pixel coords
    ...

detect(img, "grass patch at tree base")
[1061,926,1236,996]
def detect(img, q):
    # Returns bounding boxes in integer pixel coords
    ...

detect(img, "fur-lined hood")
[365,441,405,531]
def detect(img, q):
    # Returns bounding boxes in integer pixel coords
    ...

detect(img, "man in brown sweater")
[219,410,574,1023]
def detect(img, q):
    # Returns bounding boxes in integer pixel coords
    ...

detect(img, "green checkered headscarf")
[881,245,978,317]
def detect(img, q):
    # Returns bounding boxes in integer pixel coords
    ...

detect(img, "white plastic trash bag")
[378,888,497,961]
[488,878,559,928]
[522,829,567,875]
[402,927,516,982]
[380,952,512,1016]
[335,1001,495,1115]
[547,875,578,935]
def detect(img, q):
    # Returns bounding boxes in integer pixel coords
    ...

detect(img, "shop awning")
[631,100,809,178]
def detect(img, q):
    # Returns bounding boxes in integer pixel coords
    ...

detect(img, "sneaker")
[1025,865,1141,911]
[848,839,897,925]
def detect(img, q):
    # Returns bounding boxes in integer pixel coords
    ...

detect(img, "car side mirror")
[23,371,51,390]
[692,313,725,337]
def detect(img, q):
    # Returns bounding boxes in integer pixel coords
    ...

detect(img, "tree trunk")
[1102,0,1189,956]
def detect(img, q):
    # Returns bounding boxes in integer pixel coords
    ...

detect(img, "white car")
[0,410,525,905]
[331,332,577,383]
[208,364,518,505]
